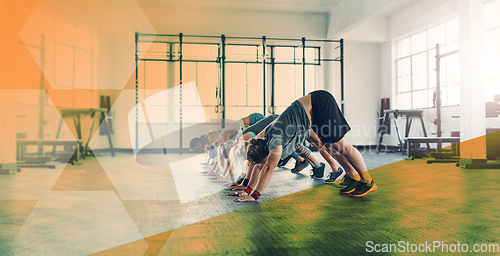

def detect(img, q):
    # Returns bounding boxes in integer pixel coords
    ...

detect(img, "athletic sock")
[359,171,373,183]
[312,162,322,168]
[290,152,299,159]
[351,174,361,181]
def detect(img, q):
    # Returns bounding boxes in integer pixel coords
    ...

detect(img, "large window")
[20,10,97,108]
[484,0,500,102]
[395,17,460,109]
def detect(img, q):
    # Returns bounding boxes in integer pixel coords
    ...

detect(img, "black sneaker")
[339,179,361,194]
[349,180,378,197]
[338,175,353,188]
[291,160,309,173]
[277,155,293,167]
[310,163,326,179]
[324,167,345,183]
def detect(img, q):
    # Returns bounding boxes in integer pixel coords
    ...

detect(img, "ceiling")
[138,0,345,13]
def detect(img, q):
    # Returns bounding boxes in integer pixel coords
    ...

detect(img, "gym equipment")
[417,44,461,163]
[56,108,115,158]
[377,109,430,155]
[134,33,344,152]
[17,139,80,167]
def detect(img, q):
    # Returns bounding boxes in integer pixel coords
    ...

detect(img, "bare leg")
[323,144,357,177]
[317,146,345,173]
[331,139,372,183]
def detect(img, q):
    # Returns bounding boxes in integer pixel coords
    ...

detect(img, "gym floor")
[1,150,499,255]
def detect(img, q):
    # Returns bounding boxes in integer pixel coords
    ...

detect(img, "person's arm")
[255,146,281,192]
[236,146,282,202]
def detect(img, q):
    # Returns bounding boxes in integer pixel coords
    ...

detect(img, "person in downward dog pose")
[235,90,376,202]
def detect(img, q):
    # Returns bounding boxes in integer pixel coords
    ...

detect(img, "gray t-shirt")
[265,100,311,160]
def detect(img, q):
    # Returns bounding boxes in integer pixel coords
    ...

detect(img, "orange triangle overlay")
[51,155,115,191]
[1,0,41,90]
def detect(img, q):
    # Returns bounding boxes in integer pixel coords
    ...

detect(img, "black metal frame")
[134,33,344,151]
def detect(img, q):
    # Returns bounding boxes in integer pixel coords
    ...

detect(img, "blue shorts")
[248,113,265,125]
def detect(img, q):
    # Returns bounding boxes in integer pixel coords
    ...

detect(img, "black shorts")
[310,90,350,143]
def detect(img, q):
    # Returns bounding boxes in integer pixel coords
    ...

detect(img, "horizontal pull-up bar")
[137,33,341,43]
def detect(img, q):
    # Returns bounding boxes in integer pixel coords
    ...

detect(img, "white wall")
[339,42,381,146]
[389,0,459,40]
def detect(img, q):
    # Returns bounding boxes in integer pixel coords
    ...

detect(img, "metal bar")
[221,34,226,128]
[138,41,219,45]
[135,32,139,152]
[138,58,217,63]
[303,39,342,43]
[179,33,183,150]
[318,46,321,66]
[225,36,263,40]
[140,33,342,43]
[226,43,261,47]
[138,33,220,39]
[270,46,275,114]
[270,61,321,65]
[181,42,220,45]
[262,36,266,115]
[137,40,179,44]
[265,44,319,49]
[266,37,303,41]
[302,37,306,96]
[340,39,344,114]
[138,59,332,64]
[435,44,442,150]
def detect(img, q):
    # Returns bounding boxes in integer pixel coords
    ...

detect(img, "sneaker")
[277,155,293,167]
[310,163,326,179]
[339,179,361,194]
[324,167,345,183]
[338,175,353,188]
[349,180,378,197]
[291,160,309,173]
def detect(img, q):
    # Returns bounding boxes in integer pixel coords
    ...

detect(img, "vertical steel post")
[262,36,267,115]
[179,33,183,149]
[302,37,306,96]
[221,34,226,128]
[340,39,345,114]
[270,46,275,114]
[134,32,139,152]
[435,44,442,149]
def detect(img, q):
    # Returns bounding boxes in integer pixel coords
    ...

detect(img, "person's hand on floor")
[233,195,255,202]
